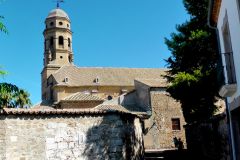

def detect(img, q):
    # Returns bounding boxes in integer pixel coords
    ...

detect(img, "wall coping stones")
[0,108,147,118]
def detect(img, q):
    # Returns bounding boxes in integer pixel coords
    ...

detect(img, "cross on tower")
[56,0,64,8]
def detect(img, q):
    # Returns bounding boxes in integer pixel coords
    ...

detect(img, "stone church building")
[0,7,186,160]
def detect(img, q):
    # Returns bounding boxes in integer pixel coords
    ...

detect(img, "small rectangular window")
[50,90,53,100]
[172,118,181,130]
[59,36,64,45]
[50,37,54,46]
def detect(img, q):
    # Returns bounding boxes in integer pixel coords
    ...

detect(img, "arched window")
[50,22,54,26]
[50,90,53,100]
[68,38,71,47]
[68,55,71,62]
[93,77,99,83]
[44,40,46,50]
[50,37,54,46]
[59,36,64,45]
[68,55,73,63]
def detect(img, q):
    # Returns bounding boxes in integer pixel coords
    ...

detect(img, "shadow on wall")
[0,114,144,159]
[184,115,230,160]
[1,112,229,159]
[82,114,144,160]
[144,115,230,160]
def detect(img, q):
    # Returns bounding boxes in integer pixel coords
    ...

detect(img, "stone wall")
[0,119,6,158]
[144,90,186,150]
[0,113,144,160]
[134,80,151,109]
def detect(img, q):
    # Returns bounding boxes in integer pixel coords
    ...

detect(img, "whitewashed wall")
[217,0,240,109]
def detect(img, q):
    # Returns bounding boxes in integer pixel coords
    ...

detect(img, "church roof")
[52,65,168,87]
[47,8,69,20]
[62,92,104,101]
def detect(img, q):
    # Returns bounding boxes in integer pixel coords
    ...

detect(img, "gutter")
[207,0,216,29]
[207,1,236,160]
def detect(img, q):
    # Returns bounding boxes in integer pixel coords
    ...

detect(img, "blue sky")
[0,0,189,104]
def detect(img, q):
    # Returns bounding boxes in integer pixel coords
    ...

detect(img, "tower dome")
[47,8,69,19]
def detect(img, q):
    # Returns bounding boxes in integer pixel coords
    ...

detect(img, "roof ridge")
[135,78,167,80]
[76,66,169,70]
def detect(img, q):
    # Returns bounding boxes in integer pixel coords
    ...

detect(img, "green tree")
[0,16,7,33]
[165,0,220,123]
[0,68,31,108]
[0,66,7,76]
[14,89,31,108]
[0,82,18,107]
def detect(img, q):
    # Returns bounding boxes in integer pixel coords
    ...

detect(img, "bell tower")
[41,7,73,102]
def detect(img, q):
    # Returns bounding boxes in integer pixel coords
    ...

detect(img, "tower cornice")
[45,17,71,23]
[43,28,72,35]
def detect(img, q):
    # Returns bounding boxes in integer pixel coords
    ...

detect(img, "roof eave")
[59,100,104,103]
[52,84,134,88]
[208,0,222,27]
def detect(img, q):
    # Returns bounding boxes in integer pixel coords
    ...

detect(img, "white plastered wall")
[217,0,240,110]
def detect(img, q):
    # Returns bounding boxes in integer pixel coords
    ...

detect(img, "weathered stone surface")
[144,91,186,150]
[0,119,6,160]
[0,114,144,160]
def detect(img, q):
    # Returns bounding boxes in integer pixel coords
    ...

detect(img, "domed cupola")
[47,8,70,20]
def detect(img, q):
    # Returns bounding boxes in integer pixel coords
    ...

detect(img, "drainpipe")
[207,1,236,160]
[224,99,236,160]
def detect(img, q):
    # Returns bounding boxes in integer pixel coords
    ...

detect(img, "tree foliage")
[0,69,31,108]
[165,0,220,123]
[0,66,7,76]
[0,16,7,34]
[0,0,7,33]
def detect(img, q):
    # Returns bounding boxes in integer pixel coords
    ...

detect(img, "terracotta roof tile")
[52,65,167,87]
[62,92,104,101]
[0,107,141,116]
[0,108,108,115]
[95,104,148,117]
[95,104,129,112]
